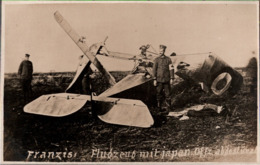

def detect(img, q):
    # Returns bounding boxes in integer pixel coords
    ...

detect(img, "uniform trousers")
[20,78,32,102]
[156,82,171,101]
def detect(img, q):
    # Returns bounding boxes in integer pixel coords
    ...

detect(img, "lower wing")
[99,73,152,97]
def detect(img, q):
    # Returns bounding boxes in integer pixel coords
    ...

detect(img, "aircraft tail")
[24,93,154,128]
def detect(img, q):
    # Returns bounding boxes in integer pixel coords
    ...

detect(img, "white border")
[1,1,259,164]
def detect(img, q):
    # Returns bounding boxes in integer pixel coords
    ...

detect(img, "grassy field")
[3,69,258,162]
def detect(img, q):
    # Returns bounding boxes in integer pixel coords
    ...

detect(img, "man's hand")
[153,80,157,86]
[170,79,174,85]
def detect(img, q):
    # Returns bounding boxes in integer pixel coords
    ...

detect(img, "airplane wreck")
[24,11,243,128]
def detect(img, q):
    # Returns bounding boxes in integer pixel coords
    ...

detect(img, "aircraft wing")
[99,73,153,97]
[54,11,116,86]
[24,93,90,117]
[66,56,91,92]
[24,93,153,128]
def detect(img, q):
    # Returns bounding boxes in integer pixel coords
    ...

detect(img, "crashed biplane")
[24,11,243,128]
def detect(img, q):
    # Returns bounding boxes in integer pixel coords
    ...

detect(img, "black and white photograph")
[1,1,259,163]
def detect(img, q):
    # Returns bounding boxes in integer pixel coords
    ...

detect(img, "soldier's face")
[25,57,29,60]
[159,48,165,56]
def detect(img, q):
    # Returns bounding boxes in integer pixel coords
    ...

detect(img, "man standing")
[82,66,94,95]
[153,45,174,110]
[18,54,33,103]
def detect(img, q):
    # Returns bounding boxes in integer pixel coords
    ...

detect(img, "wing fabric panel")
[24,93,154,127]
[24,93,90,117]
[96,98,154,128]
[99,74,152,97]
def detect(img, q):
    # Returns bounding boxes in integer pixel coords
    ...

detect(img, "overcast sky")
[2,2,258,73]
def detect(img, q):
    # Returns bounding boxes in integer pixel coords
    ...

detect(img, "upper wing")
[54,11,116,86]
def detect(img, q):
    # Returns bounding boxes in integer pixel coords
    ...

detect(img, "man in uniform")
[153,45,174,110]
[18,54,33,103]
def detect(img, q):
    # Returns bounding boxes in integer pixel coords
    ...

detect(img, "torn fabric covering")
[168,104,223,119]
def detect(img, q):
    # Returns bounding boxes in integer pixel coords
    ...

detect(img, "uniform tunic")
[18,60,33,79]
[153,55,174,102]
[153,55,174,83]
[18,60,33,100]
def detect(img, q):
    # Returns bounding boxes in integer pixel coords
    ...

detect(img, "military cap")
[25,54,30,57]
[159,45,167,50]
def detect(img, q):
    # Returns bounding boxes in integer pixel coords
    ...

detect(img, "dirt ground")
[3,71,258,162]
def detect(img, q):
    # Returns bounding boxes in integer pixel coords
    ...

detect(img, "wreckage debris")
[21,11,245,129]
[168,104,225,120]
[175,54,243,96]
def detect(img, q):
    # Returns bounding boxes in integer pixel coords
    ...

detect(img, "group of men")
[18,44,174,112]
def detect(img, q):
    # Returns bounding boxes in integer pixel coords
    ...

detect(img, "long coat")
[18,60,33,79]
